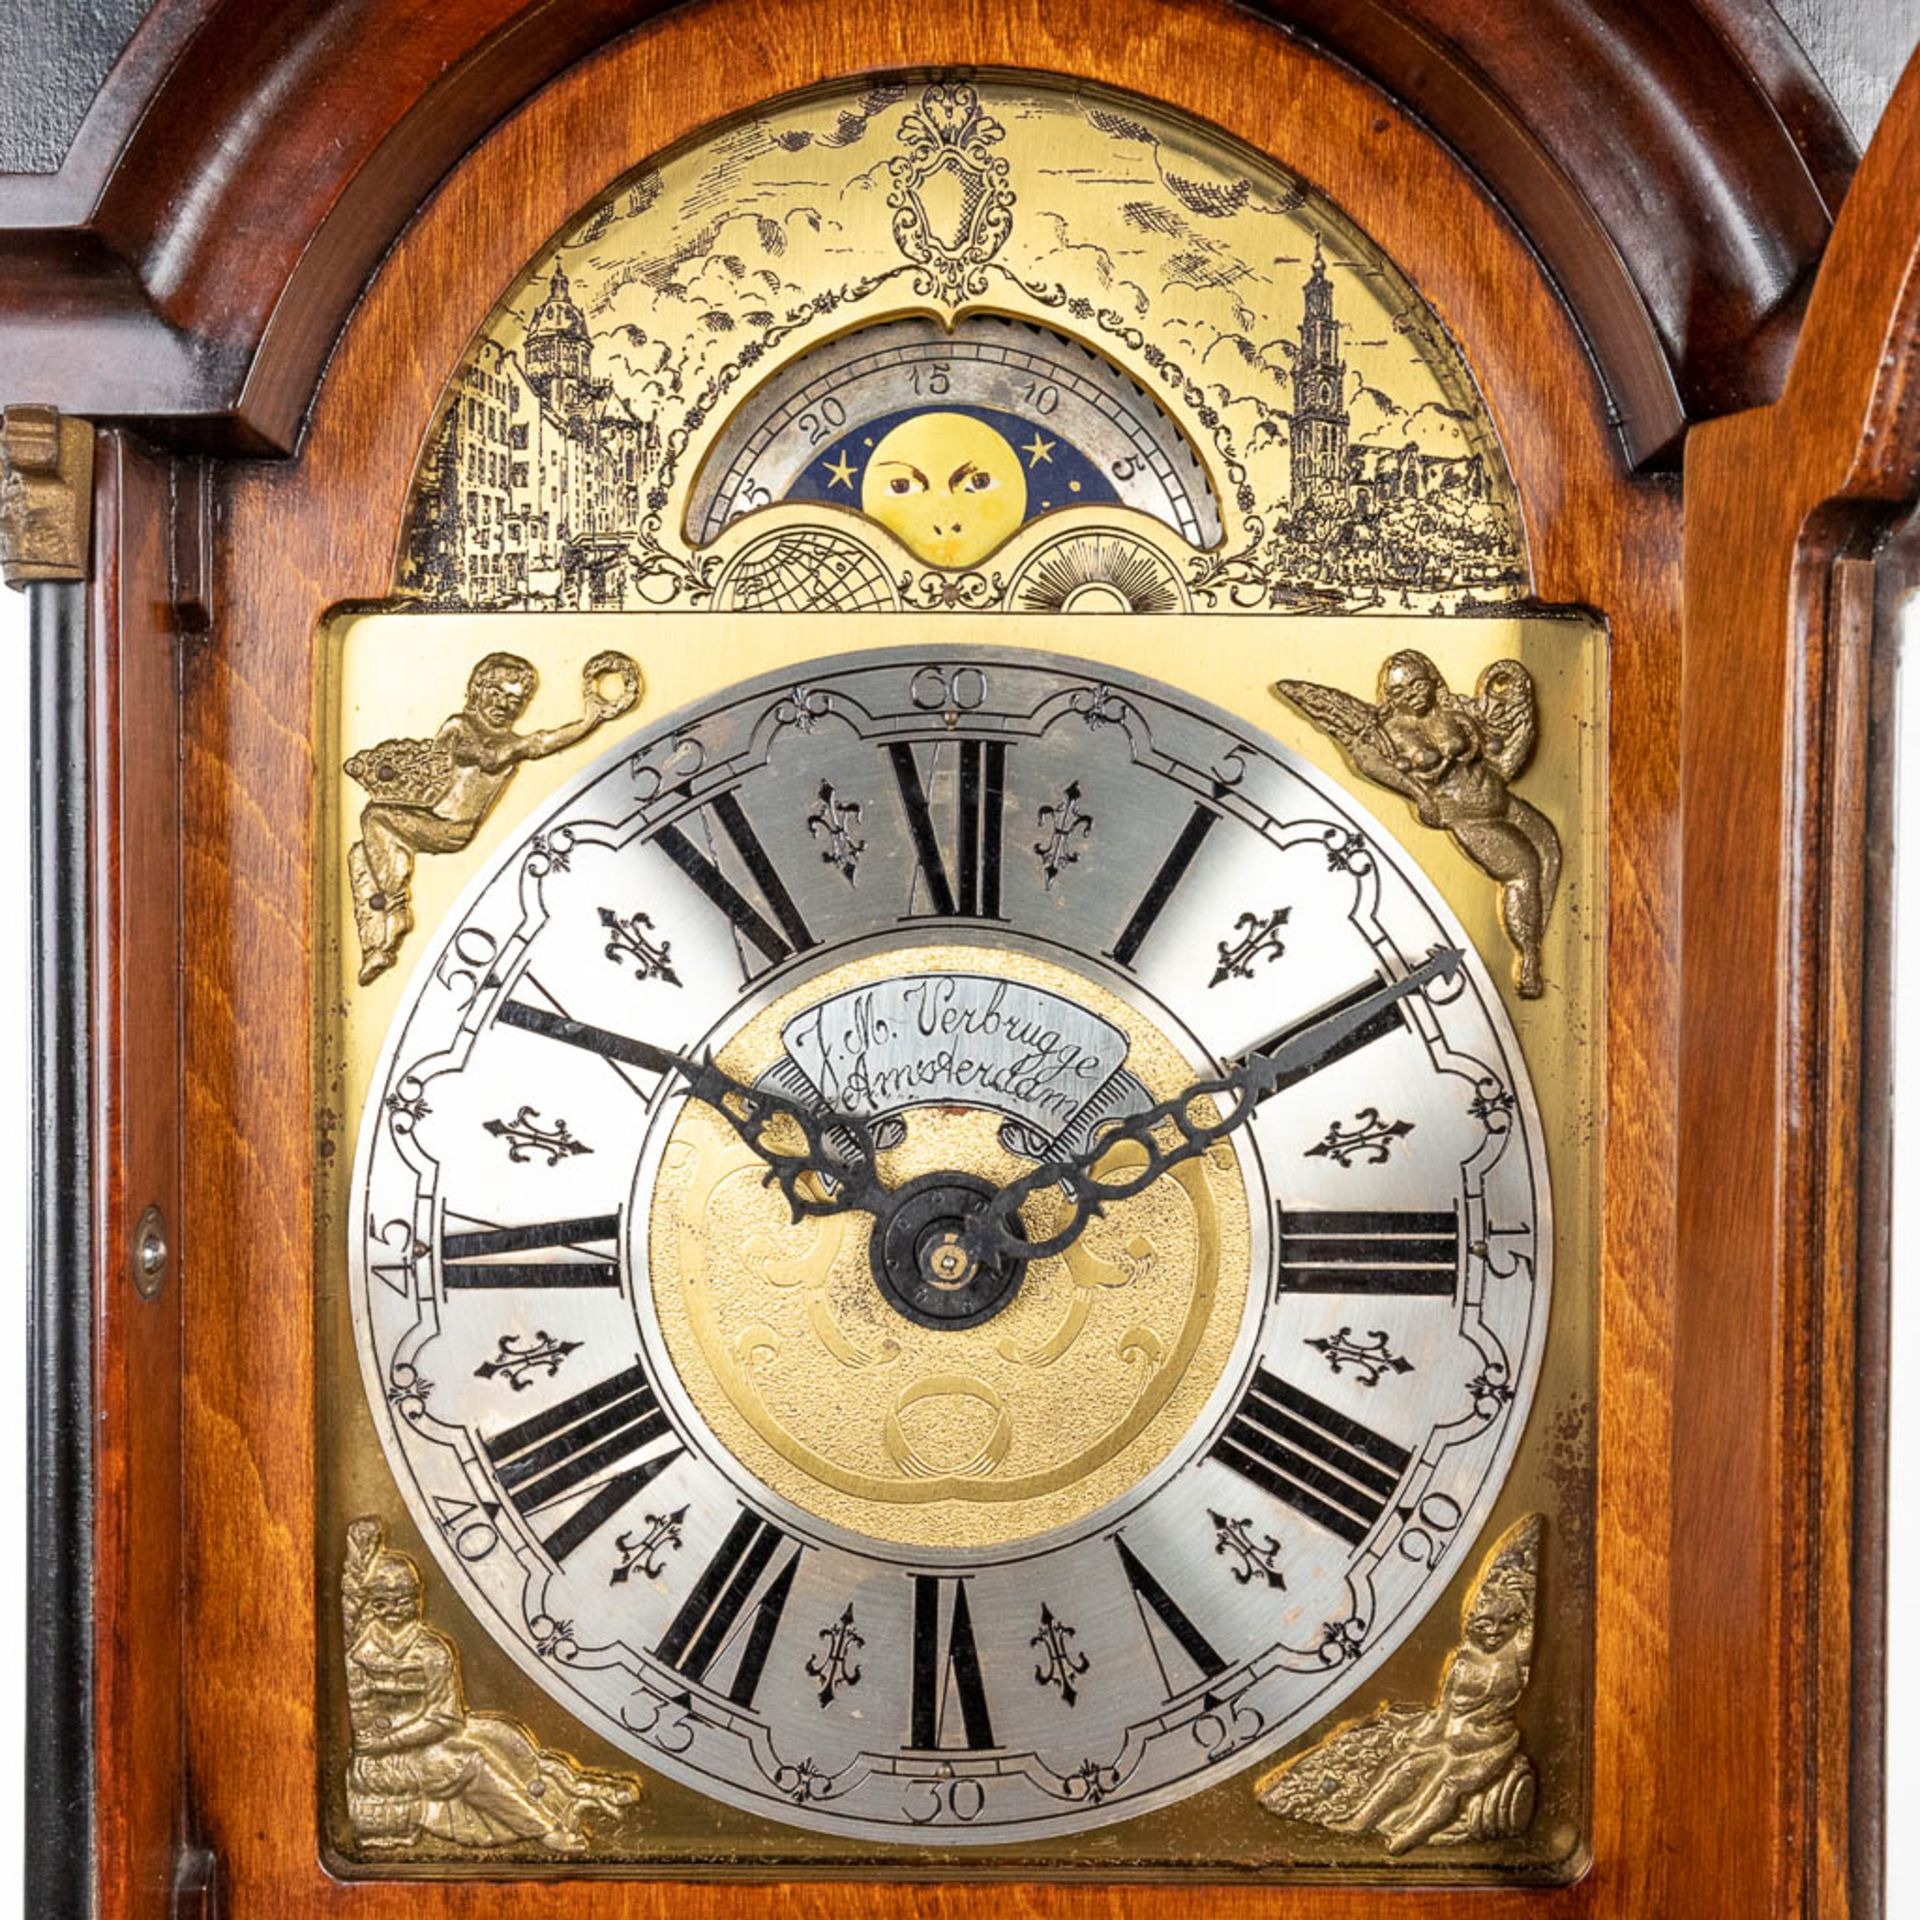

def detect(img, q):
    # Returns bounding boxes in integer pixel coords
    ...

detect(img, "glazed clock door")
[318,69,1603,1884]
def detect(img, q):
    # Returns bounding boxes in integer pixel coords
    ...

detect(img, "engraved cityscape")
[397,78,1524,615]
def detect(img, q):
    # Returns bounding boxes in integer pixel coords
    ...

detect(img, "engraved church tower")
[523,262,593,421]
[1290,242,1350,508]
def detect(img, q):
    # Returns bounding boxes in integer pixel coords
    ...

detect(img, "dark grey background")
[1,1,1917,176]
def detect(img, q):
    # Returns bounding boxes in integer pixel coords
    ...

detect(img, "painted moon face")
[861,411,1029,567]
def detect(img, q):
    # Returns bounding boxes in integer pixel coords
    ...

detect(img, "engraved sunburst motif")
[1008,531,1189,614]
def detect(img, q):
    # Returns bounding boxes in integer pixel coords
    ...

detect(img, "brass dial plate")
[322,625,1597,1858]
[321,57,1597,1885]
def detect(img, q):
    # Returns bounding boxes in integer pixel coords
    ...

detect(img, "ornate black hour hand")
[960,947,1463,1267]
[494,1000,886,1220]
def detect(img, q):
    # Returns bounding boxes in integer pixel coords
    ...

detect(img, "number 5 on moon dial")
[350,648,1549,1843]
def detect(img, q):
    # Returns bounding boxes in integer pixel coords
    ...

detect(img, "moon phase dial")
[685,313,1225,557]
[350,647,1549,1845]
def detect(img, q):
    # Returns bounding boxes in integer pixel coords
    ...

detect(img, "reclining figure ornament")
[1274,653,1561,997]
[1255,1514,1543,1852]
[341,1518,641,1855]
[346,649,641,986]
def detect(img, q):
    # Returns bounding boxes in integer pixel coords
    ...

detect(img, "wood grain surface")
[1678,43,1920,1920]
[88,435,187,1915]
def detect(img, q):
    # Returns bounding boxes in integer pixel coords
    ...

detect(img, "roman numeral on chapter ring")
[481,1360,679,1563]
[1109,802,1218,967]
[1210,1366,1412,1547]
[495,998,680,1079]
[1276,1207,1460,1294]
[1249,973,1410,1094]
[655,788,815,968]
[887,739,1007,918]
[441,1212,622,1290]
[654,1509,801,1709]
[1113,1536,1227,1694]
[907,1575,997,1750]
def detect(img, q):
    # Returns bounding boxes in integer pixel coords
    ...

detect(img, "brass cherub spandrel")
[1274,653,1561,997]
[341,1519,639,1855]
[346,649,640,985]
[1255,1514,1542,1853]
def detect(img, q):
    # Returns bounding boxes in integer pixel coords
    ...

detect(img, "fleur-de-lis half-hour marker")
[1304,1325,1414,1389]
[610,1506,688,1584]
[1033,782,1094,886]
[1031,1603,1091,1706]
[474,1330,582,1392]
[806,781,867,883]
[805,1604,867,1707]
[1211,906,1290,987]
[599,906,681,985]
[1210,1511,1287,1590]
[1305,1107,1415,1169]
[483,1105,592,1166]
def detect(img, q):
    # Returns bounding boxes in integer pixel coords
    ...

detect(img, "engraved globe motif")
[717,529,900,614]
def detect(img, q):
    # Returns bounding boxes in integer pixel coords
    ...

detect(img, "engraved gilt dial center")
[642,945,1256,1551]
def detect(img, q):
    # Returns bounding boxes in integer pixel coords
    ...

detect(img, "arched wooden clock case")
[0,2,1901,1916]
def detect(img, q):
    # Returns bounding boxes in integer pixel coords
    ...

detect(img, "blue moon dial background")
[784,403,1121,524]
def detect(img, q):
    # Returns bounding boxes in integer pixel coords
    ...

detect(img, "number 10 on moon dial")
[350,648,1550,1843]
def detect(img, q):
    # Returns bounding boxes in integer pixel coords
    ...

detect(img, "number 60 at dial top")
[350,647,1549,1843]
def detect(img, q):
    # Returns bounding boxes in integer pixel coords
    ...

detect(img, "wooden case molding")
[0,0,1853,464]
[0,0,1897,1914]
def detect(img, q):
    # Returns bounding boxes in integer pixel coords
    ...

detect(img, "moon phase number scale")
[351,648,1548,1843]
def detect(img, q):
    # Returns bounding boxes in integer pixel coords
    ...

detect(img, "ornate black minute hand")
[960,947,1463,1267]
[495,1000,886,1220]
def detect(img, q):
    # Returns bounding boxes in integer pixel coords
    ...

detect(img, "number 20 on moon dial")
[350,648,1550,1843]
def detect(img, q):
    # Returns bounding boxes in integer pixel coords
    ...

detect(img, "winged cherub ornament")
[345,649,640,985]
[1274,652,1562,997]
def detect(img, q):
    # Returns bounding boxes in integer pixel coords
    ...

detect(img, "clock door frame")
[0,1,1893,1915]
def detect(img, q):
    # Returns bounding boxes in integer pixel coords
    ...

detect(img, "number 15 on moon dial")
[350,647,1550,1843]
